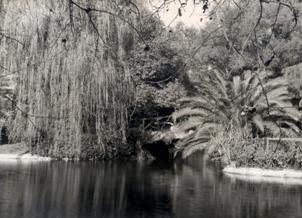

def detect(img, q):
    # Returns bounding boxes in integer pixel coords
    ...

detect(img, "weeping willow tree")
[0,0,142,159]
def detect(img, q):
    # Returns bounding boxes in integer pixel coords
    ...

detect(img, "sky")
[147,0,208,29]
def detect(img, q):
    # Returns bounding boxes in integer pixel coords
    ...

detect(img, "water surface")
[0,154,301,218]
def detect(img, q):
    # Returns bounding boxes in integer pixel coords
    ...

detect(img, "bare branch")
[70,0,149,48]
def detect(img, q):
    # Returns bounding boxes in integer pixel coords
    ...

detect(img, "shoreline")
[223,166,302,185]
[223,166,302,178]
[0,143,51,162]
[0,153,51,161]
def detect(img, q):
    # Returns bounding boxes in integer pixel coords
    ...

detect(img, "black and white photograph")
[0,0,302,217]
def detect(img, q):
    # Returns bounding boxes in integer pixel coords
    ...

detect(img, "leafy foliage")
[209,125,302,169]
[172,69,302,158]
[167,0,302,161]
[0,0,138,159]
[128,11,189,132]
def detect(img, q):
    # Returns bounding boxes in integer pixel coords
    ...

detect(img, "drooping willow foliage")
[0,0,140,159]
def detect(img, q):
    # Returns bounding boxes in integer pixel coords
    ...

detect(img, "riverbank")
[0,143,51,161]
[224,172,302,185]
[223,166,302,178]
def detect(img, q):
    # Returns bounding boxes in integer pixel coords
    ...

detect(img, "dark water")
[0,155,302,218]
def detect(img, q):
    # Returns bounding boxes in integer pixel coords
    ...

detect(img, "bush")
[231,141,302,169]
[208,126,302,169]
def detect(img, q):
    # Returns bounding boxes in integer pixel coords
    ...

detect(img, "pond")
[0,154,301,218]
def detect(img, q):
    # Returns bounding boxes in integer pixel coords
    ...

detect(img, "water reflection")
[0,154,301,218]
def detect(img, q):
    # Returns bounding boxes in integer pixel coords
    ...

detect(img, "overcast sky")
[147,1,208,29]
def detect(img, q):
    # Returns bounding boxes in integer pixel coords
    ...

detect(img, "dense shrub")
[208,126,302,169]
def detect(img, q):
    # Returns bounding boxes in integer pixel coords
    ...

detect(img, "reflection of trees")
[0,162,128,218]
[171,153,302,218]
[0,159,301,218]
[0,161,174,218]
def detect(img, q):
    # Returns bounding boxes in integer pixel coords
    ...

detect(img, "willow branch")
[70,0,149,48]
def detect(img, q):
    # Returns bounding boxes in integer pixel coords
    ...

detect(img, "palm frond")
[172,69,301,158]
[172,107,207,122]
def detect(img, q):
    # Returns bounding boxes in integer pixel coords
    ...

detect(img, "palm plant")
[171,68,302,158]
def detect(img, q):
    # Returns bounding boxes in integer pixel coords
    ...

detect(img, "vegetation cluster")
[0,0,301,167]
[168,0,302,168]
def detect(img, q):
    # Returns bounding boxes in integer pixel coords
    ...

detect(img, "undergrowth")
[208,125,302,169]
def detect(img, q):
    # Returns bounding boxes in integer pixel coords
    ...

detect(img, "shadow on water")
[0,153,301,218]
